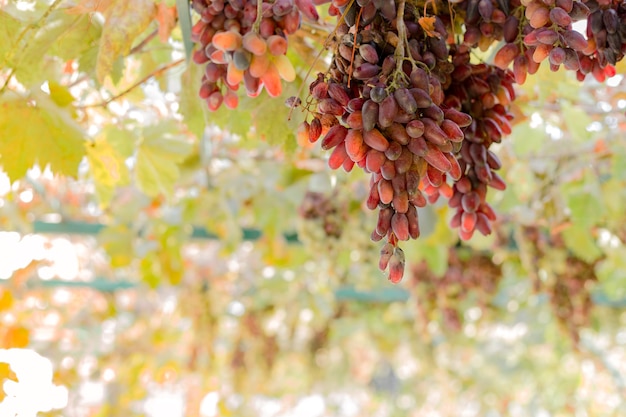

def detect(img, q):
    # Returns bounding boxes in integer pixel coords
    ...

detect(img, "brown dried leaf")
[157,3,177,43]
[418,16,441,38]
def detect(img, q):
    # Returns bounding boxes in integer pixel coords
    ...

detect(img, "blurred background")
[1,1,626,416]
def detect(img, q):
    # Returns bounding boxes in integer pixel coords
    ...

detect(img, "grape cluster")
[579,0,626,81]
[462,0,515,51]
[458,0,624,83]
[190,0,318,110]
[409,247,503,332]
[296,187,382,262]
[551,257,597,343]
[522,226,598,343]
[299,2,474,283]
[298,191,346,239]
[485,0,591,81]
[437,45,515,239]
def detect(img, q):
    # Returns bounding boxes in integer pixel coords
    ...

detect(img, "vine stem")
[129,29,159,55]
[0,0,64,95]
[76,58,186,108]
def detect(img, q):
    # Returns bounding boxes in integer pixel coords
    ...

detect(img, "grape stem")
[347,5,364,88]
[289,0,357,120]
[388,0,431,90]
[389,0,412,90]
[252,0,263,34]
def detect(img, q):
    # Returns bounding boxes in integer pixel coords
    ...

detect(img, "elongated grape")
[363,129,390,152]
[378,95,398,128]
[384,141,403,160]
[362,100,379,131]
[328,142,349,169]
[394,88,418,114]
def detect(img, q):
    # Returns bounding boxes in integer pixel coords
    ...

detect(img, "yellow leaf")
[96,0,157,84]
[86,132,130,206]
[418,16,441,38]
[49,81,76,107]
[0,96,85,182]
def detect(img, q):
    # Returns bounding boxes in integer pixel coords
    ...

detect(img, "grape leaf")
[511,121,544,157]
[0,96,85,182]
[99,224,135,267]
[96,0,156,84]
[48,81,75,107]
[595,248,626,301]
[3,12,72,86]
[560,101,592,143]
[135,123,193,197]
[86,129,131,206]
[0,11,20,65]
[179,64,207,139]
[566,190,604,228]
[561,224,602,263]
[49,13,102,65]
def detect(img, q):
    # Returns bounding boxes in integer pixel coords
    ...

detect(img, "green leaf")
[207,81,303,153]
[566,190,604,228]
[510,121,544,157]
[106,125,137,158]
[179,64,206,139]
[594,247,626,301]
[0,95,85,182]
[601,179,626,224]
[96,0,156,84]
[98,224,134,267]
[610,148,626,181]
[560,100,592,143]
[561,224,602,263]
[135,123,192,197]
[49,13,102,63]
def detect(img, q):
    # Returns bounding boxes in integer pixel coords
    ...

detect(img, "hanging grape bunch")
[423,44,515,239]
[188,0,626,284]
[190,0,318,110]
[301,0,486,283]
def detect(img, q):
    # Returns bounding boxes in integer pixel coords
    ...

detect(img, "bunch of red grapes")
[302,3,479,283]
[190,0,318,110]
[465,0,625,82]
[187,0,626,283]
